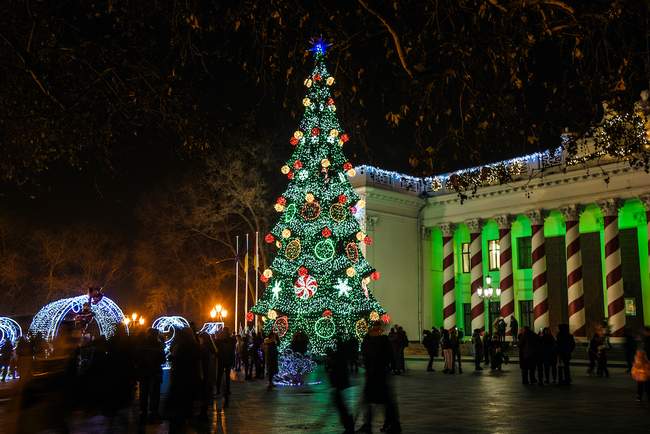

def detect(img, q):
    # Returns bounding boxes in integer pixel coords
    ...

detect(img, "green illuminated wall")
[429,199,650,333]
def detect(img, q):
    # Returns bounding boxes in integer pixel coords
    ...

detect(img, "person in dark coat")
[497,318,507,343]
[326,338,354,433]
[198,331,217,420]
[471,329,484,371]
[483,332,492,366]
[263,332,279,390]
[510,316,519,345]
[254,331,265,379]
[358,324,401,434]
[136,328,165,422]
[556,324,575,385]
[346,336,360,373]
[422,330,436,372]
[518,327,539,384]
[388,328,401,374]
[441,329,453,373]
[396,326,408,374]
[623,327,637,373]
[167,327,201,431]
[216,327,236,406]
[541,327,557,383]
[450,328,462,374]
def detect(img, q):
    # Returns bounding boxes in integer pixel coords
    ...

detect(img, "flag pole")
[244,233,249,328]
[235,235,239,332]
[254,230,259,330]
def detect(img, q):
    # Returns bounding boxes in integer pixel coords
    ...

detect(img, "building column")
[467,218,484,332]
[495,215,514,334]
[561,205,586,338]
[599,199,625,337]
[440,223,456,331]
[528,210,549,331]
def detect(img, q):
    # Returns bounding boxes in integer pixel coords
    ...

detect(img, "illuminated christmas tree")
[251,39,387,355]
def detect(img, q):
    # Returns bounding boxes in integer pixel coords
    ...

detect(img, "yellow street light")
[138,317,145,326]
[131,312,138,321]
[222,309,228,318]
[210,309,217,319]
[123,317,131,326]
[215,304,223,314]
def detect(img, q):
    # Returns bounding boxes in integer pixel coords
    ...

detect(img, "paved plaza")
[1,359,649,433]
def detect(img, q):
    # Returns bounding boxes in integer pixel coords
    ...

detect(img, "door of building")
[488,301,500,333]
[463,303,472,337]
[546,236,568,331]
[620,228,645,332]
[519,300,533,330]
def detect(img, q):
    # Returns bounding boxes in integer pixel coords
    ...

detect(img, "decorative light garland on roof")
[356,147,562,195]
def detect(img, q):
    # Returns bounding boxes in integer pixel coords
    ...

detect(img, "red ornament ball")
[260,274,269,283]
[293,160,303,169]
[298,266,308,277]
[340,133,350,143]
[287,171,294,180]
[363,236,373,246]
[264,233,275,244]
[381,313,391,324]
[290,136,299,146]
[323,309,332,317]
[311,127,320,136]
[276,196,286,205]
[321,227,332,238]
[327,97,335,106]
[343,162,353,171]
[313,74,322,81]
[371,271,381,281]
[338,194,347,204]
[246,311,254,323]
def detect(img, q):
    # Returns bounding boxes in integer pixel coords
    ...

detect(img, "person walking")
[216,327,236,407]
[263,332,279,390]
[167,328,201,431]
[541,327,557,384]
[326,338,354,433]
[497,318,507,343]
[422,330,436,372]
[450,328,462,374]
[510,316,519,345]
[596,329,611,378]
[441,329,453,374]
[136,328,165,423]
[631,349,650,401]
[471,329,484,371]
[556,324,575,385]
[198,331,217,420]
[358,323,401,434]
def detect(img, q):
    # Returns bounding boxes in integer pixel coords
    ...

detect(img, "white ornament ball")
[321,159,331,168]
[268,309,278,320]
[303,97,311,107]
[347,168,357,177]
[281,165,290,175]
[263,269,273,278]
[305,193,315,203]
[282,229,291,238]
[346,267,356,277]
[274,203,285,212]
[356,231,366,241]
[326,76,335,86]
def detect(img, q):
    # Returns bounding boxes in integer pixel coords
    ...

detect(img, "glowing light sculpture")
[152,316,190,361]
[29,295,126,341]
[0,317,22,347]
[200,322,225,335]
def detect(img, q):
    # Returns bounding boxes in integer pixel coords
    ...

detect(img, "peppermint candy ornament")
[294,274,318,300]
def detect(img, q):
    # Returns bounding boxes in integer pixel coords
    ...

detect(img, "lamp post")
[210,304,227,322]
[126,312,146,329]
[477,275,501,301]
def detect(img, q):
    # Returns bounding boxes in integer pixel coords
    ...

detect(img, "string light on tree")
[250,38,386,355]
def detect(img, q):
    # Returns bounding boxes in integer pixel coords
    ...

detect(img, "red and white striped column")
[600,199,625,337]
[467,219,484,332]
[440,223,456,331]
[528,210,549,332]
[496,215,514,335]
[562,205,586,338]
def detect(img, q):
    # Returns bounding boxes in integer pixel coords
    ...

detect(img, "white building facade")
[352,153,650,342]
